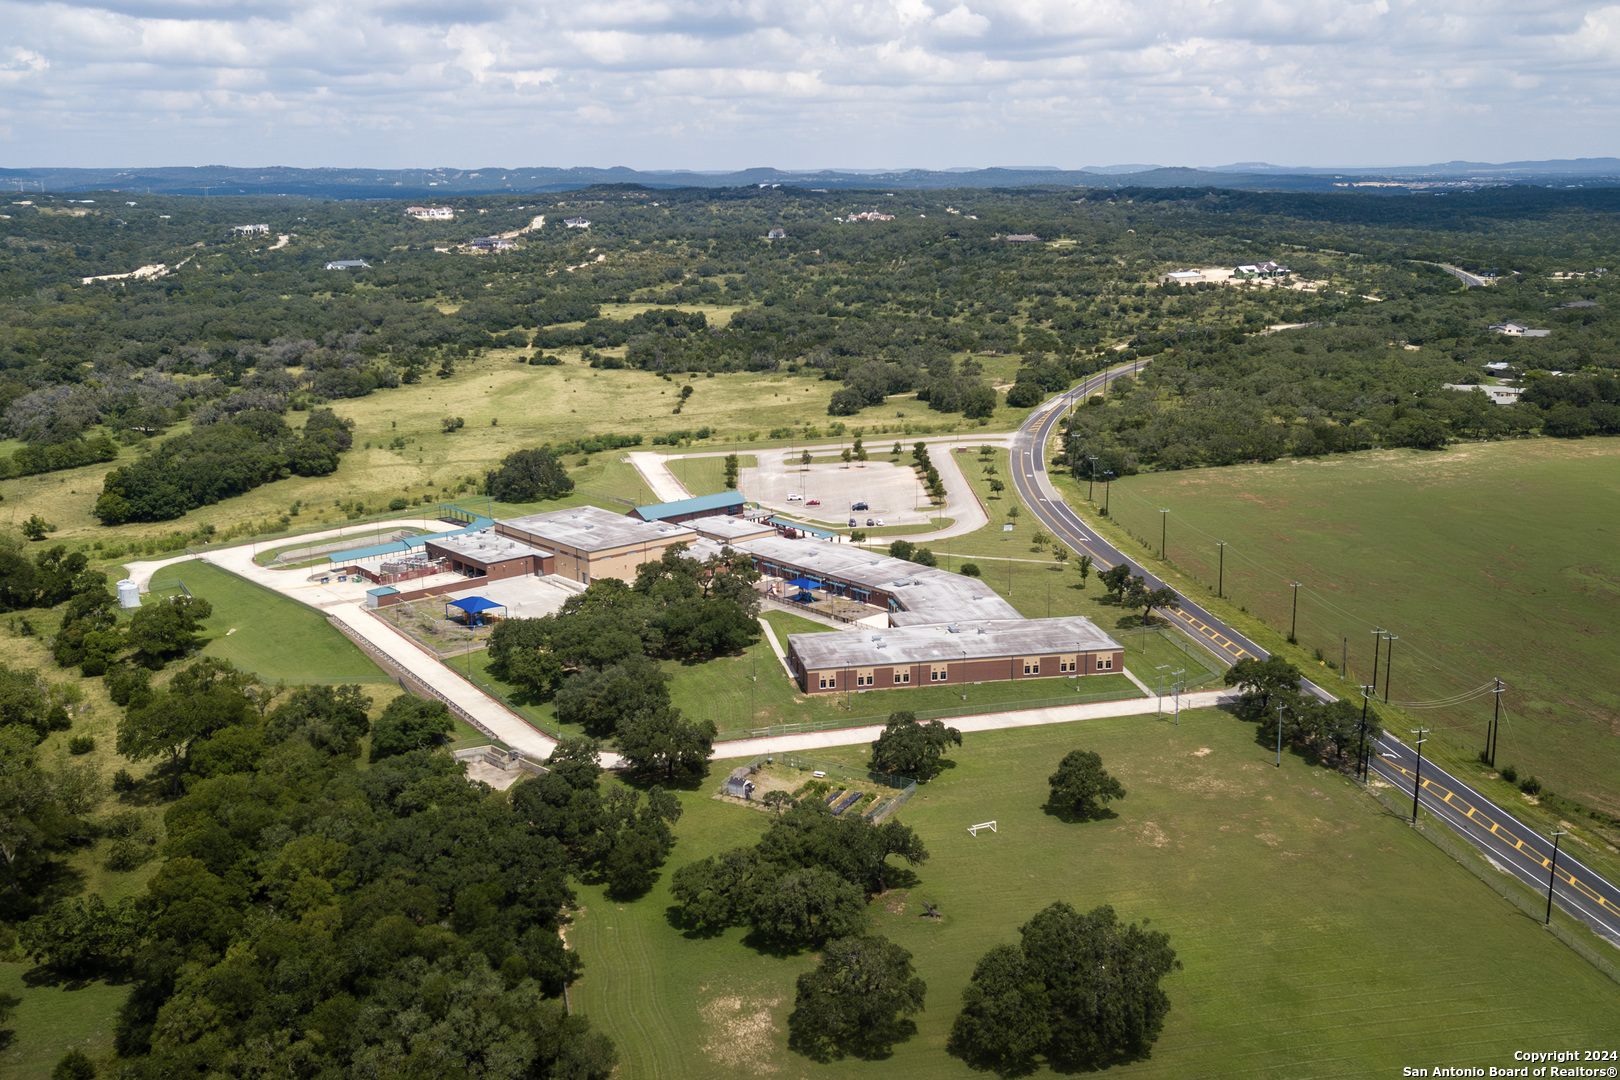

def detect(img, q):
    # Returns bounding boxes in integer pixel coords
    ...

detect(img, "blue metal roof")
[326,518,497,563]
[447,596,504,614]
[366,586,399,597]
[634,490,745,521]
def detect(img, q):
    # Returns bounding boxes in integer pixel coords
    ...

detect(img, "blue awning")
[786,577,823,590]
[447,596,503,614]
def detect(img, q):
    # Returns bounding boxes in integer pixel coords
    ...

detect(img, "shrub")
[388,496,410,511]
[1519,776,1543,795]
[1500,764,1518,783]
[111,768,137,793]
[960,563,981,577]
[68,735,95,755]
[52,1049,97,1080]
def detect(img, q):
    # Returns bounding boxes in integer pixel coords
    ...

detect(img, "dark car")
[866,518,875,527]
[852,501,868,511]
[849,518,858,527]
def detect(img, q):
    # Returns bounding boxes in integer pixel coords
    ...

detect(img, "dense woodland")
[2,184,1619,521]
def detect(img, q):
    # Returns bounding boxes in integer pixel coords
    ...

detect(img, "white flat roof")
[501,504,696,553]
[788,616,1122,669]
[425,528,550,564]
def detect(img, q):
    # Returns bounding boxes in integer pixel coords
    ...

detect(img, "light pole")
[1275,703,1284,767]
[1545,829,1569,924]
[1410,727,1429,823]
[1288,582,1301,643]
[1216,541,1226,599]
[1155,664,1169,716]
[1383,635,1398,705]
[1172,669,1185,725]
[1159,509,1168,560]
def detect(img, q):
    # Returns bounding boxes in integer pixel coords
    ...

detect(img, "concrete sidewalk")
[626,452,691,503]
[711,688,1239,761]
[326,602,562,760]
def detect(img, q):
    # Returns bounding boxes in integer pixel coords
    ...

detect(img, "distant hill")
[3,158,1618,198]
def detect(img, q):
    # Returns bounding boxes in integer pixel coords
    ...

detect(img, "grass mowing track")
[568,710,1620,1080]
[1064,440,1620,824]
[666,455,757,497]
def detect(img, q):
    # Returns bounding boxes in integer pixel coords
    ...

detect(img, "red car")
[807,499,821,506]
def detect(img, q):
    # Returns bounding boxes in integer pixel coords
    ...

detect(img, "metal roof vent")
[876,642,886,649]
[977,626,987,634]
[947,624,962,633]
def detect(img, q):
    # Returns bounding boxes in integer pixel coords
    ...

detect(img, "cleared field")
[666,454,756,497]
[567,711,1620,1079]
[162,561,390,683]
[1083,440,1620,819]
[0,967,127,1080]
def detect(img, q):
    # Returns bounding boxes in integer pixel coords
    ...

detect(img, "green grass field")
[667,455,756,497]
[163,561,390,683]
[1075,440,1620,821]
[567,711,1620,1079]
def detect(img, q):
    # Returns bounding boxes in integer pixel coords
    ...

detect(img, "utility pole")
[1155,664,1169,716]
[1103,471,1114,517]
[1159,509,1168,560]
[1357,684,1374,782]
[1288,583,1301,643]
[1172,669,1185,725]
[1545,829,1569,924]
[1275,703,1284,767]
[1488,677,1503,768]
[1340,636,1347,681]
[1087,456,1099,501]
[1370,629,1385,698]
[1217,541,1226,599]
[1410,727,1429,823]
[1383,635,1398,705]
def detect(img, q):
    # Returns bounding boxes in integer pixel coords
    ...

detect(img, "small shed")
[366,585,399,610]
[723,765,756,799]
[446,596,506,626]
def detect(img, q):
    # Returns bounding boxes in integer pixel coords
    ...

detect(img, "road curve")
[1013,373,1620,950]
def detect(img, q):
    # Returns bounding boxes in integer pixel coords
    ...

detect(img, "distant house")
[1488,322,1551,338]
[324,259,370,270]
[232,224,269,235]
[767,228,787,239]
[1002,234,1041,243]
[845,211,895,222]
[407,206,454,220]
[1163,270,1203,283]
[564,217,591,228]
[1483,361,1512,372]
[469,236,515,252]
[1235,261,1291,278]
[1444,383,1524,404]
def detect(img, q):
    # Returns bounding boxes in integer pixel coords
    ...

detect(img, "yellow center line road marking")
[1380,760,1618,914]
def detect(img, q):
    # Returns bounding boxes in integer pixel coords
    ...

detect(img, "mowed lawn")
[567,710,1620,1080]
[1086,439,1620,818]
[667,454,756,497]
[166,561,389,683]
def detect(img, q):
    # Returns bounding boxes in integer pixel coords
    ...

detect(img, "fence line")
[1364,784,1620,987]
[735,752,918,823]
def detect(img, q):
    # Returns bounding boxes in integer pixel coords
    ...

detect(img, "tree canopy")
[1047,749,1127,820]
[870,711,962,781]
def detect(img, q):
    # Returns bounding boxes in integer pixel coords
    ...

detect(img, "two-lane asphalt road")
[1013,373,1620,949]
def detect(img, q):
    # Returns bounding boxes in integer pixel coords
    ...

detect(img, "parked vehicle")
[852,501,869,511]
[848,518,858,527]
[875,518,885,526]
[866,518,875,527]
[807,499,821,506]
[786,493,802,501]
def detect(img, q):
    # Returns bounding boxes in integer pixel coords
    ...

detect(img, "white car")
[786,493,803,501]
[875,518,885,526]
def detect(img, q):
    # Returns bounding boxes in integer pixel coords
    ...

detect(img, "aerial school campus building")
[338,493,1123,698]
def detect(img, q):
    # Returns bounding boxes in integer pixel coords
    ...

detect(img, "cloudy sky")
[2,0,1618,170]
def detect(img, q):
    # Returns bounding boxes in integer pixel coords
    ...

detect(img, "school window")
[894,670,910,684]
[856,669,874,687]
[1023,659,1040,675]
[818,673,836,689]
[1060,655,1077,673]
[1096,656,1113,671]
[930,665,949,682]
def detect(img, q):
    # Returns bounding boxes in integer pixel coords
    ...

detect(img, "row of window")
[815,655,1114,689]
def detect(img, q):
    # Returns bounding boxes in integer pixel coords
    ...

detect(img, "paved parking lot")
[742,458,935,525]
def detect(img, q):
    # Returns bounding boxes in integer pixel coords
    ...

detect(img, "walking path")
[755,617,795,679]
[625,452,691,502]
[713,688,1239,760]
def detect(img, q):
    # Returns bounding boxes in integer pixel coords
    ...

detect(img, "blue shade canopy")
[786,577,823,590]
[447,596,503,614]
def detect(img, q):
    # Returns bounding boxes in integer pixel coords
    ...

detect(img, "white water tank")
[117,579,141,609]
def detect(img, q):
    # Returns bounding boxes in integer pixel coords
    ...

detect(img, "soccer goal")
[967,820,997,837]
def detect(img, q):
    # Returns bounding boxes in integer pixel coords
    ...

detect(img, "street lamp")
[1410,727,1429,823]
[1275,703,1284,767]
[1545,829,1569,924]
[1155,664,1169,716]
[1172,669,1185,725]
